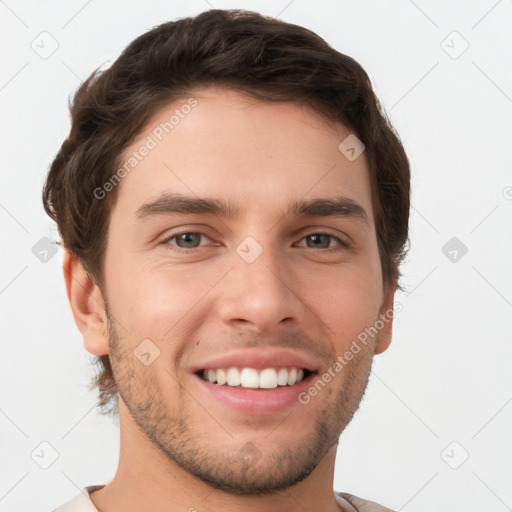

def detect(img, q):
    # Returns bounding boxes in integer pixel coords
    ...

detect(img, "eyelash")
[160,231,350,254]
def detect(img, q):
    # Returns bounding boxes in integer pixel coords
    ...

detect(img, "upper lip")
[190,349,321,373]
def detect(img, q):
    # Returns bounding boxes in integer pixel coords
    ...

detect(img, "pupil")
[179,233,199,248]
[309,234,329,248]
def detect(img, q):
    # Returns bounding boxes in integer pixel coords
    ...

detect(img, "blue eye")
[163,232,211,252]
[298,233,349,249]
[161,231,349,254]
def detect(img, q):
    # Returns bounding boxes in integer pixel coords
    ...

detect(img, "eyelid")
[295,230,350,248]
[160,230,214,250]
[160,228,351,252]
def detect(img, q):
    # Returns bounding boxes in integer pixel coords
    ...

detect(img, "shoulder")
[52,485,105,512]
[335,491,396,512]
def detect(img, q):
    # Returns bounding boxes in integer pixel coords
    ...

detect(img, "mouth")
[190,349,322,415]
[196,367,315,390]
[193,366,318,415]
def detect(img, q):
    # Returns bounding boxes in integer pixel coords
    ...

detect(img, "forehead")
[112,86,373,223]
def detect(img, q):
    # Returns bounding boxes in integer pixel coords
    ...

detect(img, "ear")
[63,249,109,356]
[374,279,398,355]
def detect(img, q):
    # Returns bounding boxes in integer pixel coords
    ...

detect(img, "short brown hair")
[43,9,410,416]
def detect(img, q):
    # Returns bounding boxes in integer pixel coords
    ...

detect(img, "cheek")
[308,265,383,345]
[108,258,225,339]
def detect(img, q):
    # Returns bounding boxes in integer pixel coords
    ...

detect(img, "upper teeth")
[202,367,305,389]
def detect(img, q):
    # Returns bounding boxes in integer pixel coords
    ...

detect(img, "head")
[43,9,410,495]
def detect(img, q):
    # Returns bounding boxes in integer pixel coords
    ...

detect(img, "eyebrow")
[135,193,370,227]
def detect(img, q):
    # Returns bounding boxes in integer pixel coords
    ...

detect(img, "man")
[44,8,410,512]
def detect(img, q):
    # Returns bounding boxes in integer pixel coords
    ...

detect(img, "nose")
[216,245,306,334]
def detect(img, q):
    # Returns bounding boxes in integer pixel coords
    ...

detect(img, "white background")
[1,1,511,510]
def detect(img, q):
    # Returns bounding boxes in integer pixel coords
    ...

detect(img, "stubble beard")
[104,308,374,495]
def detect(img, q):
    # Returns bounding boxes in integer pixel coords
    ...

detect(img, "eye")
[296,233,349,250]
[162,232,212,252]
[160,230,350,254]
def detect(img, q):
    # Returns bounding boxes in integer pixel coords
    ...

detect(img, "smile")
[198,367,312,389]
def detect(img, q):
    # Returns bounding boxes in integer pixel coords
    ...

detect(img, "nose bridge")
[216,234,304,332]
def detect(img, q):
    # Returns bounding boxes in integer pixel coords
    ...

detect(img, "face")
[95,87,395,494]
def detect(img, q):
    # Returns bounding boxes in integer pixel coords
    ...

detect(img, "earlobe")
[374,280,397,355]
[63,250,109,356]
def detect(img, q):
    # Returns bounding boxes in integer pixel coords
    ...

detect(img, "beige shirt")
[52,485,396,511]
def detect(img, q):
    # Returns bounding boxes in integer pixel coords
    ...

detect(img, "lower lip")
[193,373,316,415]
